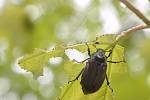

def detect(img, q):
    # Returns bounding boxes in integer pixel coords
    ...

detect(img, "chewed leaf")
[18,48,65,79]
[59,34,125,100]
[18,48,49,78]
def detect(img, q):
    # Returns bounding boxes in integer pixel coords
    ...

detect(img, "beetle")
[68,43,125,94]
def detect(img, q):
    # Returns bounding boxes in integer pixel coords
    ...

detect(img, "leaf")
[95,34,116,44]
[64,61,84,80]
[110,45,127,74]
[59,34,125,100]
[18,48,49,78]
[65,34,117,53]
[59,61,115,100]
[59,78,113,100]
[18,48,64,79]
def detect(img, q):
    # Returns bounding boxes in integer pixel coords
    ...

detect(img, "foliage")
[18,34,126,99]
[0,0,150,100]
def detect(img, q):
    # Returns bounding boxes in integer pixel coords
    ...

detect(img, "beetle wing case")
[80,59,107,94]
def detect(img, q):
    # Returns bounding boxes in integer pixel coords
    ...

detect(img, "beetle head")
[93,49,106,62]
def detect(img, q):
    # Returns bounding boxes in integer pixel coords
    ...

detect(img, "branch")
[106,24,149,50]
[116,23,149,41]
[120,0,150,26]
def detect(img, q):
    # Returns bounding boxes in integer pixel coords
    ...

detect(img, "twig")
[105,23,150,50]
[120,0,150,26]
[116,23,149,41]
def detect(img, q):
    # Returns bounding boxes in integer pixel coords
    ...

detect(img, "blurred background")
[0,0,150,100]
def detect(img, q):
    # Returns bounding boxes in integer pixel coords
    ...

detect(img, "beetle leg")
[68,68,84,83]
[107,60,125,63]
[85,43,91,57]
[73,58,90,63]
[106,49,113,58]
[106,75,113,92]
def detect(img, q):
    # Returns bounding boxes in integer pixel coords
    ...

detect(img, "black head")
[92,49,106,62]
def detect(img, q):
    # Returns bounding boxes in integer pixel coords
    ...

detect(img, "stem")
[120,0,150,26]
[116,23,149,41]
[105,24,150,50]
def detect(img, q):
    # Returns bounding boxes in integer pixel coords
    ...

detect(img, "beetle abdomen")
[80,60,107,94]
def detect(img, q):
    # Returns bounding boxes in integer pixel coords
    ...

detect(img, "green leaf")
[62,49,116,100]
[64,61,84,80]
[65,34,117,53]
[110,45,127,74]
[18,48,49,78]
[59,80,113,100]
[60,61,116,100]
[59,34,126,100]
[18,47,64,79]
[95,34,116,44]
